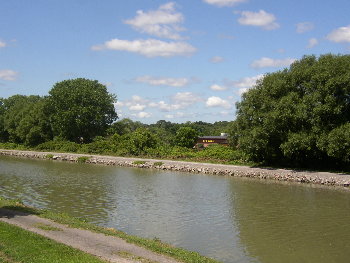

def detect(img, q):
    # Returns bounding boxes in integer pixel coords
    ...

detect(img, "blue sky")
[1,0,350,123]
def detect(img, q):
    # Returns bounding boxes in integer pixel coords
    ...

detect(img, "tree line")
[0,78,237,163]
[1,54,350,170]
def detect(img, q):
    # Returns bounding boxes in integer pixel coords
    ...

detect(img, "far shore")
[1,149,349,188]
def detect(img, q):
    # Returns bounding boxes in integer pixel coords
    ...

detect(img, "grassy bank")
[0,197,220,263]
[0,221,107,263]
[0,140,251,166]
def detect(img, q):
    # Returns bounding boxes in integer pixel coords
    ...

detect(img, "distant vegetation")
[1,54,350,170]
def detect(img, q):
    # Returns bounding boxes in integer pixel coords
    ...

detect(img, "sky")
[1,0,350,124]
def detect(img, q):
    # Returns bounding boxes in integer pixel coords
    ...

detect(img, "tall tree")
[234,54,350,167]
[48,78,117,142]
[175,127,198,148]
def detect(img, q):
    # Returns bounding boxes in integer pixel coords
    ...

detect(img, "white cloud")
[210,84,227,91]
[172,91,201,105]
[149,100,182,112]
[327,25,350,43]
[220,111,230,116]
[232,74,263,95]
[117,95,150,112]
[203,0,247,7]
[206,96,231,109]
[149,92,201,112]
[0,69,18,81]
[92,38,196,57]
[296,22,314,33]
[165,112,193,119]
[251,57,296,69]
[131,95,144,103]
[124,2,185,40]
[129,103,146,111]
[210,56,225,63]
[135,75,190,87]
[102,82,113,87]
[0,41,6,48]
[237,10,279,30]
[132,111,152,118]
[307,38,318,48]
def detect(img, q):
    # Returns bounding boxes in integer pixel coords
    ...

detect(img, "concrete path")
[0,208,181,263]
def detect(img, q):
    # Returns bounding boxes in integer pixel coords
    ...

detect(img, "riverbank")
[1,149,349,188]
[0,197,218,263]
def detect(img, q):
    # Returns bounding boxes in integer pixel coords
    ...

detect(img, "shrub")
[77,156,90,163]
[46,154,54,159]
[133,160,146,165]
[153,162,164,167]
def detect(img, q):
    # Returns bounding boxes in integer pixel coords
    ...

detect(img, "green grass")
[133,160,146,165]
[45,154,54,159]
[0,197,220,263]
[153,161,164,167]
[77,156,90,163]
[0,221,107,263]
[117,251,157,263]
[34,223,62,231]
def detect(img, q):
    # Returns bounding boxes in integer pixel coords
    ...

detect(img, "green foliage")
[153,162,164,167]
[133,160,146,165]
[77,156,90,163]
[175,127,199,148]
[107,118,145,136]
[48,78,117,142]
[234,54,350,167]
[196,144,245,162]
[46,154,54,159]
[36,139,80,152]
[124,128,159,155]
[2,95,52,145]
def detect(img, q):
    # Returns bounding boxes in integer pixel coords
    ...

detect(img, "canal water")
[1,155,350,263]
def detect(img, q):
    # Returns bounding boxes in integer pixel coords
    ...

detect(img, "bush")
[153,162,164,167]
[77,156,90,163]
[133,160,146,165]
[195,144,244,161]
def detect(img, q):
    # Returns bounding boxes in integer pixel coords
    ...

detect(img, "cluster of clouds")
[134,75,193,87]
[115,91,235,119]
[92,2,196,58]
[0,69,18,81]
[0,40,19,82]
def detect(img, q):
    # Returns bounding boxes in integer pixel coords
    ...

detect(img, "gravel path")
[0,208,181,263]
[1,149,350,188]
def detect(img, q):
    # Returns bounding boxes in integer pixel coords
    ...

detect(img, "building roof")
[198,136,228,139]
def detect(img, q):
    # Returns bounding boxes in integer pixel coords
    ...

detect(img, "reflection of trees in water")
[0,156,113,223]
[228,179,350,263]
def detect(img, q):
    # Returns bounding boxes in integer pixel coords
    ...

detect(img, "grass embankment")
[0,197,220,263]
[0,141,251,166]
[0,221,107,263]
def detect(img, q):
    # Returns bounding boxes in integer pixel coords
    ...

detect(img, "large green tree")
[2,95,51,145]
[48,78,117,142]
[234,54,350,167]
[175,127,198,148]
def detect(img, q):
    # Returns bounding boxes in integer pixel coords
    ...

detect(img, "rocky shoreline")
[1,149,350,188]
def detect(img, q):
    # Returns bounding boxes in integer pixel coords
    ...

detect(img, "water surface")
[1,155,350,263]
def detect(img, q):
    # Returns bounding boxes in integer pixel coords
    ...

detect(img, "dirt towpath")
[0,208,181,263]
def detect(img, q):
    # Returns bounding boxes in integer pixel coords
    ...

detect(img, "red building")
[196,134,228,148]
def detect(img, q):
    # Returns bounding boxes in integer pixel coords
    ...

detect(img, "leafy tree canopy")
[48,78,117,142]
[234,54,350,167]
[175,127,199,148]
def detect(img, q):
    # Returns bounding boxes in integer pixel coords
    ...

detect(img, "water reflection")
[1,155,350,263]
[229,179,350,263]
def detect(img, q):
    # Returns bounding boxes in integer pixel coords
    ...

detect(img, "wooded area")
[1,54,350,170]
